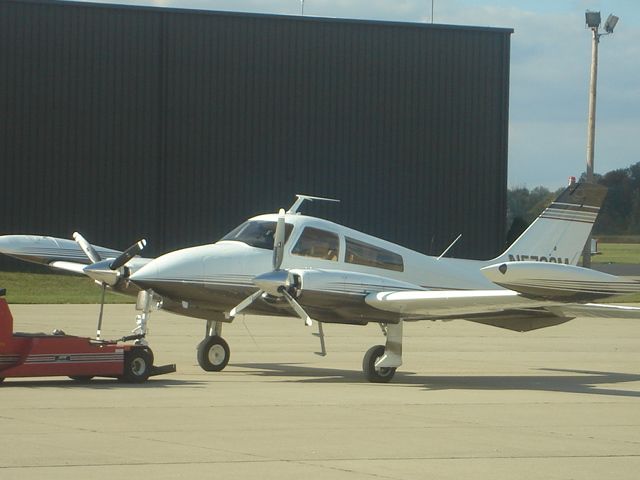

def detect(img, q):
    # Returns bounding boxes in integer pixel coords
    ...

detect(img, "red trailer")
[0,289,174,383]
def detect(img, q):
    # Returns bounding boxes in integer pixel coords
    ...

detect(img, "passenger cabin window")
[345,237,404,272]
[221,221,293,250]
[291,227,339,261]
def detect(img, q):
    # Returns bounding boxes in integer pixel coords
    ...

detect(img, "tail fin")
[494,182,607,265]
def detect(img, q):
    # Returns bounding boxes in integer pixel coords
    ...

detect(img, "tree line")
[507,161,640,243]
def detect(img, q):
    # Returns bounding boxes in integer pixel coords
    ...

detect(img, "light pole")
[582,11,618,268]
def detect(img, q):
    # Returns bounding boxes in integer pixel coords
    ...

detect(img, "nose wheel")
[197,335,230,371]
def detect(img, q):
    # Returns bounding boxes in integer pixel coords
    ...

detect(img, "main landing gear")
[193,318,404,383]
[362,321,403,383]
[197,319,230,372]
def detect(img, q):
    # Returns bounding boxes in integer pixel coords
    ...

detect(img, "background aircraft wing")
[0,234,153,297]
[0,235,123,270]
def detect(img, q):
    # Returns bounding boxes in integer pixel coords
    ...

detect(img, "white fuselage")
[129,213,500,322]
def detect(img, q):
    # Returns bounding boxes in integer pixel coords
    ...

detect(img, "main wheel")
[121,347,152,383]
[362,345,396,383]
[197,336,230,372]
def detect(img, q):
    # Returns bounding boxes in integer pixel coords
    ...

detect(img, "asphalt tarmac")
[2,304,640,479]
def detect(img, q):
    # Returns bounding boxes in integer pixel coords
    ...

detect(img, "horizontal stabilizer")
[481,261,640,301]
[546,303,640,320]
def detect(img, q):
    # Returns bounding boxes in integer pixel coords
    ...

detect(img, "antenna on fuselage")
[287,194,340,214]
[437,233,462,260]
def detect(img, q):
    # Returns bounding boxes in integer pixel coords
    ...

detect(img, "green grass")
[592,243,640,264]
[594,235,640,244]
[591,242,640,303]
[0,272,134,304]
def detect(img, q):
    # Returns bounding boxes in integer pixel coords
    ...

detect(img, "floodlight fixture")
[604,14,619,33]
[585,10,601,29]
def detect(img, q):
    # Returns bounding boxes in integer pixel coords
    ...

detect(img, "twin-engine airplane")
[2,182,640,382]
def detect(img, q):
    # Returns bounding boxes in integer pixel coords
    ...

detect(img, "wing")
[365,289,640,332]
[0,235,123,273]
[49,261,90,274]
[365,290,640,332]
[364,289,568,331]
[285,267,640,331]
[0,234,155,299]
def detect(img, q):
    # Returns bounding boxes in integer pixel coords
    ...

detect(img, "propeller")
[227,209,313,326]
[73,232,146,339]
[81,239,147,287]
[110,239,147,270]
[73,232,102,264]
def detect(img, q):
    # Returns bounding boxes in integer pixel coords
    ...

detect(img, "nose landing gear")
[197,319,230,372]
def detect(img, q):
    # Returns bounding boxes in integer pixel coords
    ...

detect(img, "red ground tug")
[0,289,175,383]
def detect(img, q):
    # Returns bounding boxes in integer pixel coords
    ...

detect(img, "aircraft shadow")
[0,378,206,389]
[233,363,640,398]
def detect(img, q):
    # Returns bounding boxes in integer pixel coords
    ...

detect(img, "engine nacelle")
[287,268,423,298]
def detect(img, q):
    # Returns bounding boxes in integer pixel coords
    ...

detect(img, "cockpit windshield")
[221,221,294,250]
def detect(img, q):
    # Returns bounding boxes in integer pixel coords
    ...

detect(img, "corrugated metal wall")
[1,0,511,265]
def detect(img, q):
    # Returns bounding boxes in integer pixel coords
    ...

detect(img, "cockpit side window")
[345,237,404,272]
[291,227,339,261]
[221,221,293,250]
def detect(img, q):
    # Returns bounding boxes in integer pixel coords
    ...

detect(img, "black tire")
[121,347,152,383]
[69,376,94,383]
[197,336,230,372]
[362,345,396,383]
[138,346,154,367]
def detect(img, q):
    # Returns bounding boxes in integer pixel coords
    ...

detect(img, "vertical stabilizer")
[494,183,607,265]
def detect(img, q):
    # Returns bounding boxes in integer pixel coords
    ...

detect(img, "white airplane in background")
[2,182,640,382]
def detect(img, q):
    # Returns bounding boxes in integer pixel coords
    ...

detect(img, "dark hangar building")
[0,0,512,264]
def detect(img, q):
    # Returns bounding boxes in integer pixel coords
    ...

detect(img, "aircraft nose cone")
[128,264,160,290]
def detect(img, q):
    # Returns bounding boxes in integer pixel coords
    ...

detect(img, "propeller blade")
[73,232,102,264]
[281,288,312,326]
[228,289,264,319]
[110,239,147,270]
[272,208,285,270]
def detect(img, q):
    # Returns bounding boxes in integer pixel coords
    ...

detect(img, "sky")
[76,0,640,190]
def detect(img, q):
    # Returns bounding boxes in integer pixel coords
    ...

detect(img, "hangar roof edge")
[3,0,514,34]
